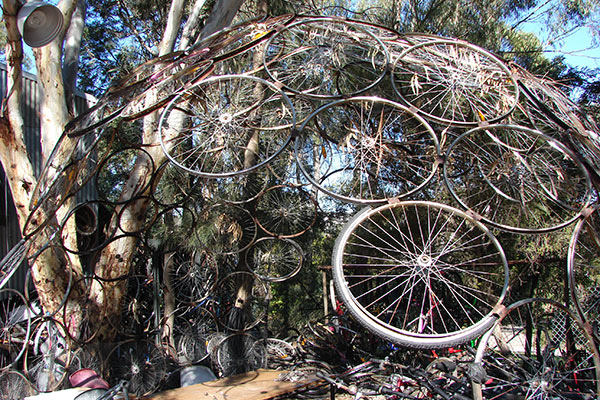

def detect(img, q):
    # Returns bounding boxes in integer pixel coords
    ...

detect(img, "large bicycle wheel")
[444,124,592,233]
[568,209,600,340]
[159,74,295,178]
[332,201,509,349]
[295,97,440,204]
[472,298,600,399]
[263,18,389,99]
[391,40,519,126]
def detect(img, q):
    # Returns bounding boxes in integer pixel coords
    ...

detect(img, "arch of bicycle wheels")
[3,13,600,399]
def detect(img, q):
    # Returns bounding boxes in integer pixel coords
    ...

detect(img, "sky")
[522,23,599,70]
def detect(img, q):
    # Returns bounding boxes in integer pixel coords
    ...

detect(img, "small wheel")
[263,18,389,99]
[95,146,155,204]
[254,184,318,238]
[0,369,38,399]
[246,237,303,282]
[196,203,257,255]
[214,332,263,377]
[215,271,269,331]
[473,298,600,400]
[568,208,600,340]
[444,124,592,233]
[104,338,166,396]
[391,40,519,126]
[165,250,218,304]
[159,74,295,178]
[172,306,218,366]
[0,289,32,371]
[295,97,440,204]
[332,201,509,349]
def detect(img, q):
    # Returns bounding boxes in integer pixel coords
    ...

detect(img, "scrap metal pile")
[1,14,600,399]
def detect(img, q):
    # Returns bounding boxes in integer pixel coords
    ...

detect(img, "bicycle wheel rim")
[295,96,440,204]
[568,209,600,338]
[158,74,295,178]
[444,124,592,233]
[263,17,389,99]
[332,201,509,348]
[391,39,519,126]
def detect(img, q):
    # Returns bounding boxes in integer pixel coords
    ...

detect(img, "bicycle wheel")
[263,18,389,99]
[472,298,600,399]
[165,250,218,304]
[95,146,155,204]
[215,271,269,331]
[391,40,519,126]
[568,209,600,339]
[295,97,440,204]
[215,332,263,377]
[0,369,38,399]
[444,124,592,233]
[254,184,318,238]
[62,277,107,345]
[246,237,303,282]
[104,338,166,396]
[159,74,295,178]
[58,200,117,255]
[332,201,509,349]
[198,14,295,63]
[172,306,218,366]
[0,289,32,371]
[24,317,70,392]
[195,203,257,255]
[115,273,156,337]
[251,337,296,370]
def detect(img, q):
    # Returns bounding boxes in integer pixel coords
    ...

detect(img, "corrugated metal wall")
[0,63,97,292]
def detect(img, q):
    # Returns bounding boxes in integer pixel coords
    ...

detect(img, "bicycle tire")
[104,338,166,396]
[254,184,318,238]
[164,250,218,304]
[214,271,268,332]
[332,201,509,349]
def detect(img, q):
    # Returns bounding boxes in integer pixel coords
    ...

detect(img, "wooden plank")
[143,369,319,400]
